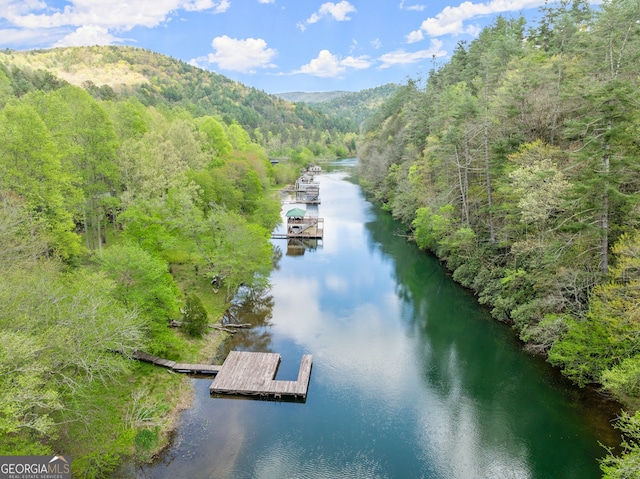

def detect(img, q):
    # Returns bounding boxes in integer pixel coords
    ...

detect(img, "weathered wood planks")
[132,351,219,375]
[132,350,312,400]
[209,351,312,400]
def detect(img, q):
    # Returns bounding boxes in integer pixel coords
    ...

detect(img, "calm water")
[144,159,617,479]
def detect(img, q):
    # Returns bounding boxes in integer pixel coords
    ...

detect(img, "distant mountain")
[276,84,400,128]
[0,46,356,145]
[274,91,352,103]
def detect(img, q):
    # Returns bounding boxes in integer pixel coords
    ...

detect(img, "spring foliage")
[357,0,640,474]
[0,55,296,475]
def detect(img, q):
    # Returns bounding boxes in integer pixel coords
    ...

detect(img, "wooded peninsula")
[1,0,640,477]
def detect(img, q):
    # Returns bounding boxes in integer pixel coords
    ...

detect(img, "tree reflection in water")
[219,285,275,353]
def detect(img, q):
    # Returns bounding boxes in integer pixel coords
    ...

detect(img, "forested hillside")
[358,0,640,475]
[277,83,400,130]
[0,46,358,159]
[274,90,352,103]
[0,51,334,477]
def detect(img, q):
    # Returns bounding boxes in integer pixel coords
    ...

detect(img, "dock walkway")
[132,351,222,374]
[132,350,312,400]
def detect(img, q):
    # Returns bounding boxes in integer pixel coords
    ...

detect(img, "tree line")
[357,0,640,475]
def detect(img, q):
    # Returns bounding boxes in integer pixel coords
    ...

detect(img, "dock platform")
[132,350,312,401]
[210,351,312,400]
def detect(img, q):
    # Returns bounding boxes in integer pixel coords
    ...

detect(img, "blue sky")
[0,0,589,94]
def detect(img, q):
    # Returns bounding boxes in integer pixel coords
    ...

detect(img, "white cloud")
[298,50,345,77]
[201,35,276,73]
[341,55,372,70]
[406,29,424,43]
[377,39,446,69]
[184,0,230,13]
[0,27,61,46]
[7,1,193,30]
[54,25,125,47]
[303,1,356,27]
[257,0,275,3]
[371,38,382,49]
[296,49,371,78]
[0,0,230,47]
[399,0,426,11]
[413,0,545,38]
[212,0,231,13]
[1,0,47,17]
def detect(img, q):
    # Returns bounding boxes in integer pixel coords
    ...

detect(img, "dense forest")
[357,0,640,475]
[275,83,400,129]
[0,46,359,160]
[0,50,355,477]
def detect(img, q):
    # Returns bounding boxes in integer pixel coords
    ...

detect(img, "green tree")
[549,231,640,387]
[58,86,120,251]
[98,242,178,318]
[0,100,80,258]
[98,243,181,355]
[198,208,273,300]
[198,116,232,162]
[600,410,640,478]
[181,294,208,337]
[565,0,640,274]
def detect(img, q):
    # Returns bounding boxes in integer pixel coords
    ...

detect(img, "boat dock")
[272,217,324,239]
[132,350,312,401]
[210,351,312,400]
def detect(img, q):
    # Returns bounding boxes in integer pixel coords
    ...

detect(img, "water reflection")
[220,286,275,353]
[285,238,321,256]
[144,160,614,479]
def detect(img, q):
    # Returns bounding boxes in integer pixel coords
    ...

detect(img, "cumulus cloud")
[303,1,356,28]
[411,0,545,38]
[5,0,231,30]
[197,35,277,73]
[0,0,230,47]
[406,30,424,43]
[54,25,125,47]
[296,49,371,78]
[377,39,446,69]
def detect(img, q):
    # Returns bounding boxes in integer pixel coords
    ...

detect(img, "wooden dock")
[132,350,312,401]
[210,351,312,400]
[132,351,222,375]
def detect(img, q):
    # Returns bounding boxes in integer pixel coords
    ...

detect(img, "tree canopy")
[358,1,640,474]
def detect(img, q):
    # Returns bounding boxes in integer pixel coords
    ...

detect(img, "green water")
[144,159,617,479]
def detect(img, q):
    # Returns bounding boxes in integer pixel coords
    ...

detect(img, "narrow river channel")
[143,158,617,479]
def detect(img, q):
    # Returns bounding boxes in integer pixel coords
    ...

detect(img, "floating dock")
[210,351,312,400]
[132,350,312,401]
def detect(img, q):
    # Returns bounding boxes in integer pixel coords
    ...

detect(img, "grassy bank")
[70,252,233,478]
